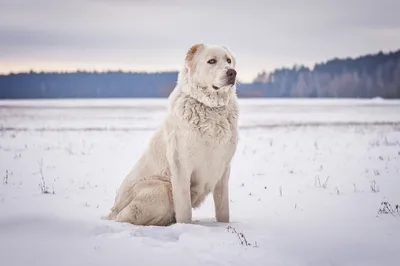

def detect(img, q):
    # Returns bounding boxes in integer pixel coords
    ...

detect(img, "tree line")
[1,49,399,99]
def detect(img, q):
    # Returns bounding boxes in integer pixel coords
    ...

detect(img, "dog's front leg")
[167,137,193,224]
[213,164,231,223]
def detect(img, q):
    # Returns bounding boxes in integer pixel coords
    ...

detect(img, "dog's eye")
[207,59,217,64]
[227,58,232,64]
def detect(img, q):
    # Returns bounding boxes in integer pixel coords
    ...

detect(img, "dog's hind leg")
[115,180,175,226]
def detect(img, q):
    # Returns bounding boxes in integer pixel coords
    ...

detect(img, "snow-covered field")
[1,98,399,266]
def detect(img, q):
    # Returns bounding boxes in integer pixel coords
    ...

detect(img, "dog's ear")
[185,43,204,70]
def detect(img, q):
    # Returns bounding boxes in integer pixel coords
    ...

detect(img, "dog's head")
[178,43,237,107]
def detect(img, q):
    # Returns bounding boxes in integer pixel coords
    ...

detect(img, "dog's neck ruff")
[177,69,236,108]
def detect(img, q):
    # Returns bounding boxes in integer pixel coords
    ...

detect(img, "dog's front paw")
[175,213,192,224]
[174,200,193,224]
[175,208,192,224]
[216,213,229,223]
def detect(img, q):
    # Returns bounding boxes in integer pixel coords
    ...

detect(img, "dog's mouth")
[212,82,236,90]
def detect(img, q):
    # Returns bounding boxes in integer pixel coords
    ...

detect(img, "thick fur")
[104,43,239,226]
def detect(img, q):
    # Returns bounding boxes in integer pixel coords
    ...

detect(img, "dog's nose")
[227,69,237,78]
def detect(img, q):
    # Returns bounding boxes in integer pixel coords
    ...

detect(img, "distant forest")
[1,49,399,99]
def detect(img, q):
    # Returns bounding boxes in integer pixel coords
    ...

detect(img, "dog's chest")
[182,103,237,144]
[182,104,238,176]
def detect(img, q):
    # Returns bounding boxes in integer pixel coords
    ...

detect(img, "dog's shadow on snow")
[127,219,240,243]
[192,218,238,227]
[95,218,240,243]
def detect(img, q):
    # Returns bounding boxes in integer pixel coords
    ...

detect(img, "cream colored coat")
[104,44,239,226]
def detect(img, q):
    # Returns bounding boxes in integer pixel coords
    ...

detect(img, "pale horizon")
[1,0,400,83]
[1,47,399,83]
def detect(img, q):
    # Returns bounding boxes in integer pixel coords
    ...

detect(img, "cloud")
[1,0,399,81]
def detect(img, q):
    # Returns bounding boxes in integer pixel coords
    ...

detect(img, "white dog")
[104,43,239,226]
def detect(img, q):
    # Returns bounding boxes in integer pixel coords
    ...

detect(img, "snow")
[0,98,399,266]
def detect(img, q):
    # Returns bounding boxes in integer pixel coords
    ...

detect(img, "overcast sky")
[1,0,399,82]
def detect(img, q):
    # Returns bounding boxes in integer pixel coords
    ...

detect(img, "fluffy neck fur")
[176,67,236,108]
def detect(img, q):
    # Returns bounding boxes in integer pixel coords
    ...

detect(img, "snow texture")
[1,98,399,266]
